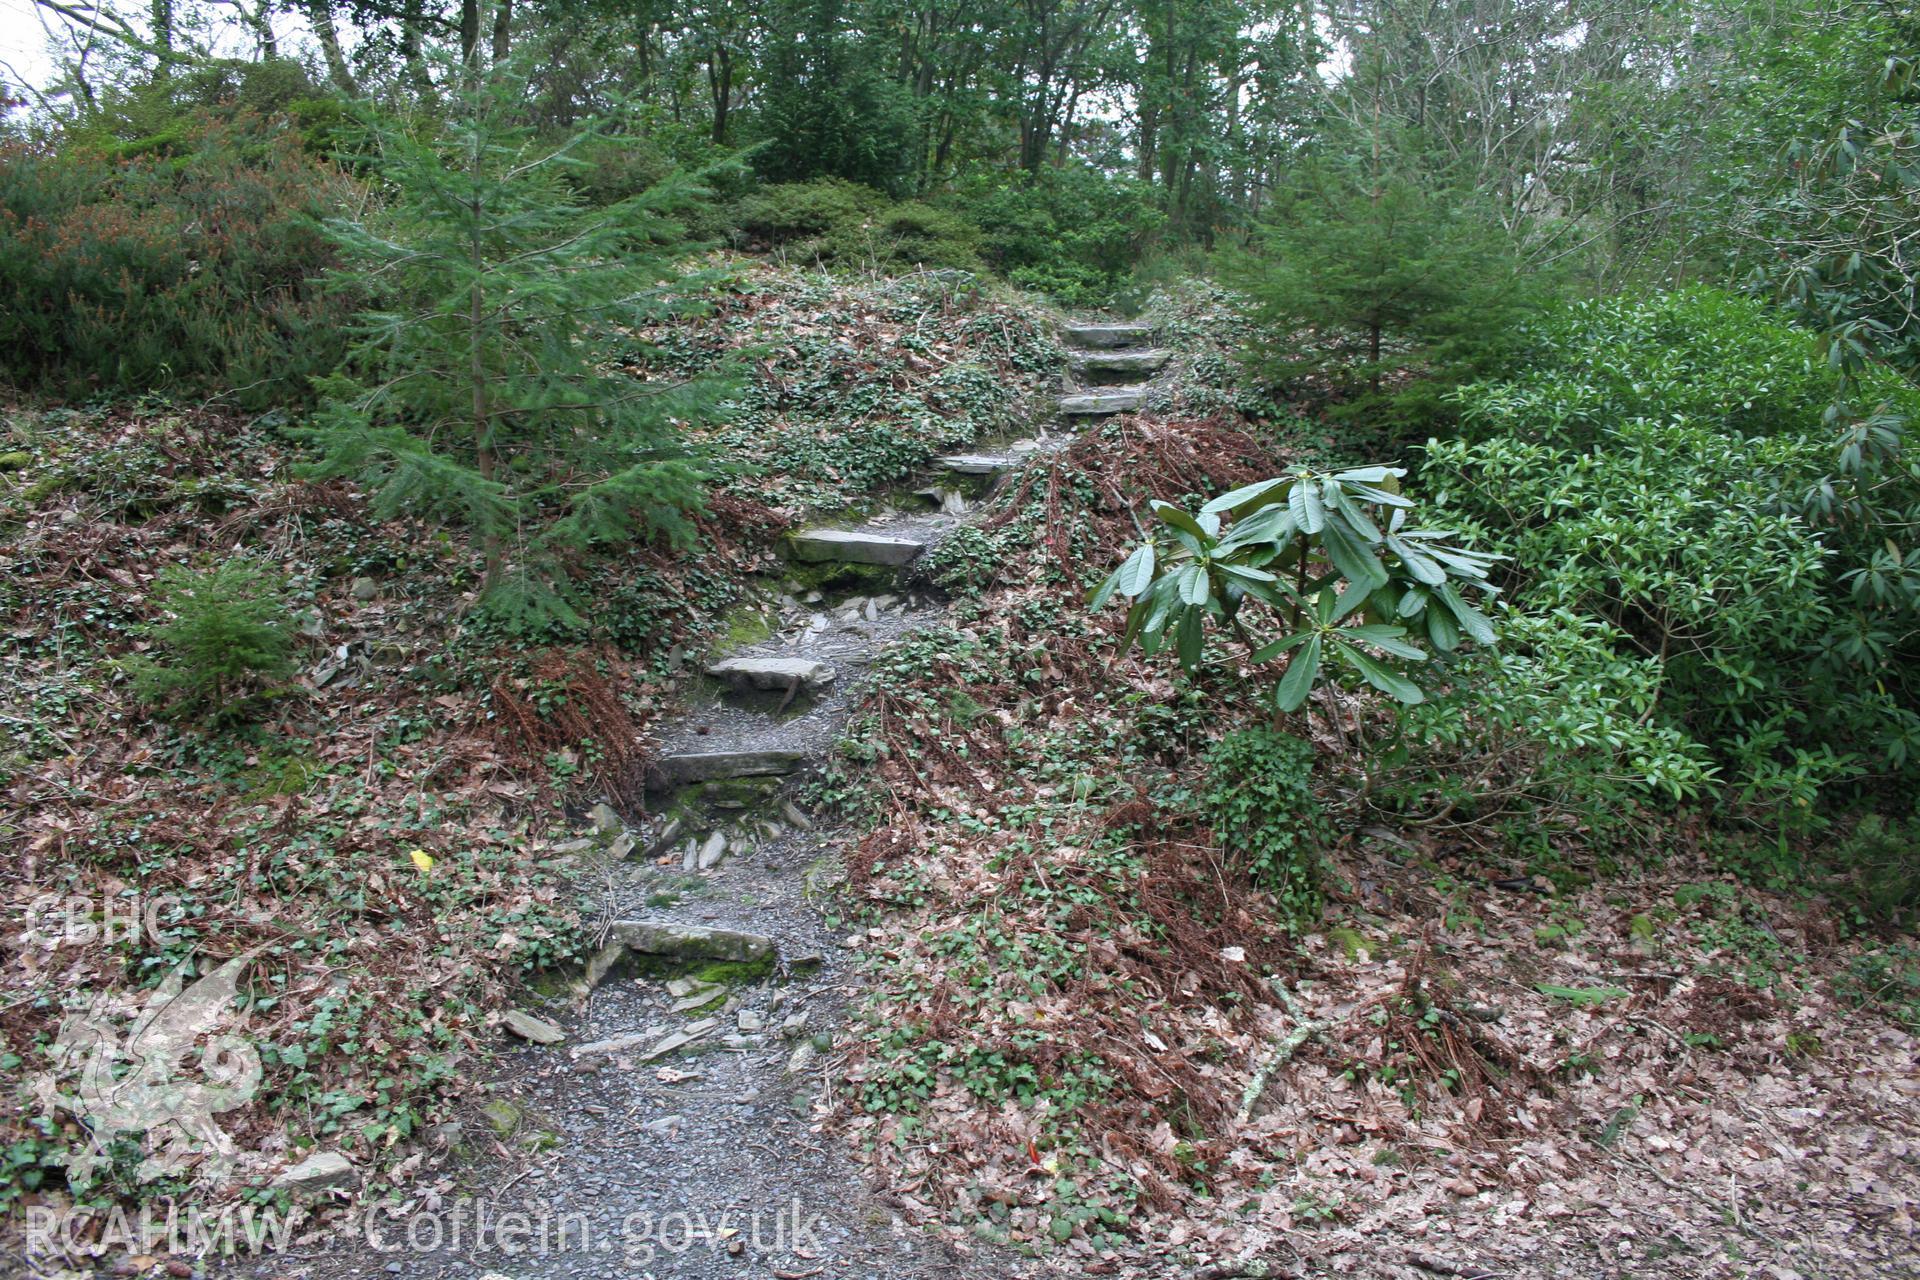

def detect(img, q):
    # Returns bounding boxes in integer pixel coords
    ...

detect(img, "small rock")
[786,1043,816,1074]
[607,831,635,860]
[642,1115,683,1138]
[681,839,698,872]
[696,830,728,870]
[310,644,351,689]
[780,1013,810,1039]
[643,1031,694,1060]
[737,1009,764,1033]
[274,1151,355,1191]
[587,802,621,835]
[779,799,815,831]
[350,576,378,601]
[644,815,686,857]
[573,1030,658,1060]
[669,981,727,1014]
[585,942,627,988]
[503,1009,565,1045]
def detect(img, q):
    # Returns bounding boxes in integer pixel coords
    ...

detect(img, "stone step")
[1071,348,1171,375]
[936,453,1018,477]
[706,656,835,694]
[787,529,926,566]
[649,748,807,789]
[607,920,776,963]
[1060,388,1146,416]
[1063,323,1155,350]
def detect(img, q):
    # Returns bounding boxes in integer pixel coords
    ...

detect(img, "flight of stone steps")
[627,316,1166,872]
[1056,321,1168,417]
[926,319,1165,490]
[446,317,1180,1280]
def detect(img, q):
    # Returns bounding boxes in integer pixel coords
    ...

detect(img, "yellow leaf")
[409,849,434,874]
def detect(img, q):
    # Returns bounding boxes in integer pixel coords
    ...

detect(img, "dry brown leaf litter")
[829,416,1920,1279]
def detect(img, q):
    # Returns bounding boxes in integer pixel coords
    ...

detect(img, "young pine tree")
[1231,131,1544,429]
[124,558,297,722]
[305,63,734,631]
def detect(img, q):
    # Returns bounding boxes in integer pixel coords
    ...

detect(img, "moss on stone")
[780,555,901,595]
[1326,926,1371,961]
[482,1098,523,1138]
[689,955,777,986]
[20,470,75,505]
[712,602,776,654]
[696,776,781,809]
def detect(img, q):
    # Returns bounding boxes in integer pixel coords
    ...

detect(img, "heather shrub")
[727,179,983,273]
[0,115,356,406]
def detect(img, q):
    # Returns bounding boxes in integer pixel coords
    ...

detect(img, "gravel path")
[248,511,1002,1280]
[242,323,1159,1280]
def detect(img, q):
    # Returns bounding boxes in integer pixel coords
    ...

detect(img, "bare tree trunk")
[708,43,732,142]
[491,0,512,62]
[468,170,502,588]
[1054,81,1081,165]
[459,0,482,67]
[400,0,435,98]
[1224,70,1244,205]
[307,0,356,94]
[247,0,277,58]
